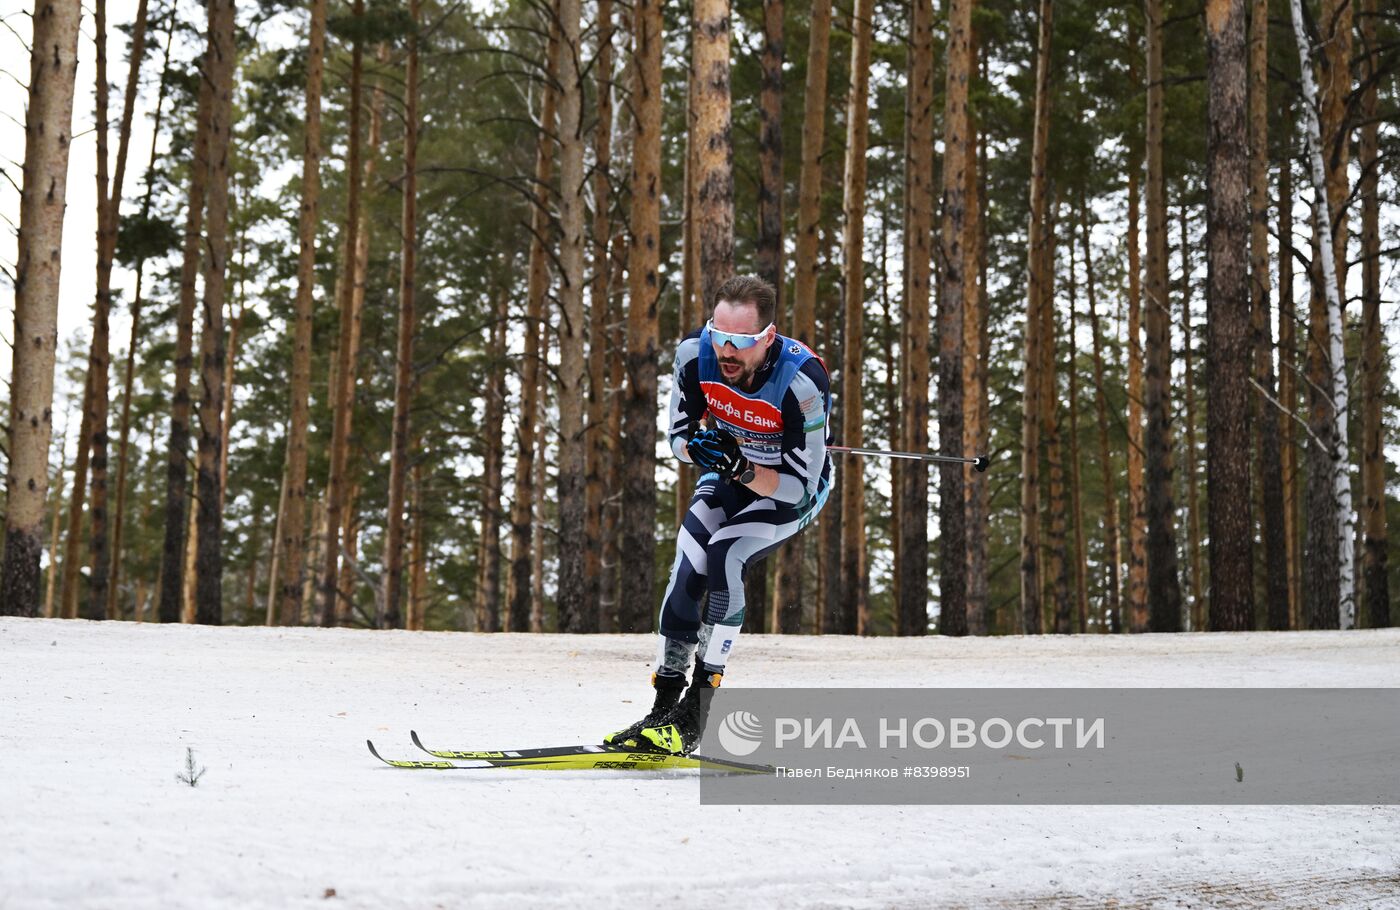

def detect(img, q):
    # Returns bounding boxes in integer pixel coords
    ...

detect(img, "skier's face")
[711,300,775,389]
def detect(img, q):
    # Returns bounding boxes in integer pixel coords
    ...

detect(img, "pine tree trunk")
[898,0,934,637]
[1125,168,1147,634]
[1289,0,1352,628]
[109,16,174,622]
[157,67,213,625]
[409,456,428,631]
[1067,229,1087,633]
[265,457,288,625]
[676,44,698,532]
[619,0,663,633]
[773,0,831,634]
[1358,0,1387,629]
[193,0,236,626]
[756,0,783,309]
[841,0,875,635]
[583,0,614,632]
[1204,0,1255,631]
[601,229,628,632]
[181,495,197,622]
[554,0,588,633]
[477,290,508,633]
[531,346,550,632]
[1043,199,1070,635]
[694,0,735,308]
[59,373,94,620]
[1,0,82,615]
[43,429,71,618]
[1144,0,1183,632]
[1020,0,1054,635]
[85,0,115,620]
[88,0,152,619]
[1249,0,1289,631]
[746,0,782,632]
[966,79,990,634]
[331,44,387,621]
[1179,207,1205,630]
[937,0,971,637]
[1081,197,1120,632]
[790,0,832,348]
[318,0,366,628]
[507,11,560,633]
[383,0,420,630]
[278,0,328,627]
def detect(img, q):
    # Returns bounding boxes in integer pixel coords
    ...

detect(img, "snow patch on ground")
[2,618,1397,908]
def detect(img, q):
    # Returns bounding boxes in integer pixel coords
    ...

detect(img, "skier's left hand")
[688,427,749,482]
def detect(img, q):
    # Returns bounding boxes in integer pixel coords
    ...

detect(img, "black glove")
[688,427,749,481]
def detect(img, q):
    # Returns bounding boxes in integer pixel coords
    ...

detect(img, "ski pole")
[828,445,991,473]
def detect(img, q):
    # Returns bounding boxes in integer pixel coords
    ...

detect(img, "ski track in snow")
[1,618,1397,909]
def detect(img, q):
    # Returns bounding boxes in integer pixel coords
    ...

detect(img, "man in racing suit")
[607,274,832,755]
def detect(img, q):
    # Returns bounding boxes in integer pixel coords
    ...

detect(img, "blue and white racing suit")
[655,325,833,678]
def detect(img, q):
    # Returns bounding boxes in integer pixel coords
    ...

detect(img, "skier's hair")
[711,275,777,328]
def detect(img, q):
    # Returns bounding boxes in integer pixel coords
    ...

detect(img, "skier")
[608,274,833,755]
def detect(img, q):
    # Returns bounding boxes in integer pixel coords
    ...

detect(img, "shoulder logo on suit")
[788,344,800,354]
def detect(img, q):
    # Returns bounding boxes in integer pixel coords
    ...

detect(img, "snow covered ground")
[2,617,1398,909]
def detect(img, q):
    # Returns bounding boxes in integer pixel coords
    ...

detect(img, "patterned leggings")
[655,471,828,677]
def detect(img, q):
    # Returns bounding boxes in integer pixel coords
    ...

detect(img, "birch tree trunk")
[554,0,588,632]
[1278,113,1299,628]
[1358,0,1387,628]
[383,0,420,630]
[937,0,972,637]
[1144,0,1183,632]
[899,0,934,637]
[1289,0,1353,628]
[1020,0,1054,635]
[1204,0,1255,631]
[0,0,82,615]
[841,0,875,635]
[507,12,559,633]
[1248,0,1289,631]
[193,0,237,625]
[619,0,662,633]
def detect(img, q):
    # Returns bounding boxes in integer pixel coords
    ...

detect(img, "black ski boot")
[604,672,686,749]
[637,666,723,755]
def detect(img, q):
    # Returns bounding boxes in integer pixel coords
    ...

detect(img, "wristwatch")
[737,465,757,485]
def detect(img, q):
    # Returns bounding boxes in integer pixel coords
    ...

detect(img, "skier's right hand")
[688,427,746,480]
